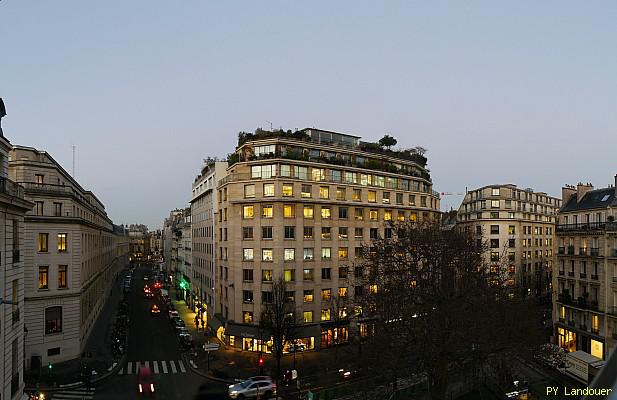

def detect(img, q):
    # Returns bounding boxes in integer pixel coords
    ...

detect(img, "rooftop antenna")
[72,144,75,178]
[265,120,273,131]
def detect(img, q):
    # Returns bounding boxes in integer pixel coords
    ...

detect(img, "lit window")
[491,200,500,208]
[338,287,348,297]
[303,249,314,261]
[321,308,331,321]
[262,205,273,218]
[262,270,273,282]
[321,207,331,220]
[382,192,390,204]
[355,208,363,220]
[45,306,62,334]
[303,311,313,323]
[384,210,392,221]
[321,227,331,240]
[303,226,313,239]
[303,290,314,303]
[321,289,332,301]
[243,205,254,219]
[284,248,295,261]
[321,247,331,260]
[57,233,67,252]
[492,188,500,196]
[263,183,275,197]
[369,210,378,221]
[352,189,361,201]
[38,266,49,289]
[336,188,346,201]
[243,311,253,324]
[312,168,325,181]
[370,284,378,294]
[243,248,254,261]
[303,206,314,219]
[284,205,295,218]
[320,186,329,199]
[368,191,376,203]
[303,268,314,280]
[284,269,295,282]
[338,247,348,259]
[282,184,293,197]
[262,249,273,261]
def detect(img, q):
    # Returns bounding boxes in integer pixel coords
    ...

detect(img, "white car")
[228,376,276,399]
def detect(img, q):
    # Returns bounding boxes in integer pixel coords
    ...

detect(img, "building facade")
[129,224,149,261]
[162,209,182,274]
[216,128,441,352]
[457,184,561,296]
[554,179,617,360]
[8,146,129,366]
[191,161,227,332]
[0,132,34,399]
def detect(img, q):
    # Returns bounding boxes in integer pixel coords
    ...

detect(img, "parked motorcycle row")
[111,299,129,357]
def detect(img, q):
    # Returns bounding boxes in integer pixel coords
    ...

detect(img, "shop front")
[223,322,320,353]
[557,326,577,352]
[320,322,349,348]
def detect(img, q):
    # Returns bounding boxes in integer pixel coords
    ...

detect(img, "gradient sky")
[2,1,616,229]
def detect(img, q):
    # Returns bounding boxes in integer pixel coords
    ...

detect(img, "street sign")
[203,343,220,351]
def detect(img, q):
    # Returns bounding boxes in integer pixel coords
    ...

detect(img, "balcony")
[0,177,25,199]
[567,320,576,327]
[567,246,575,255]
[591,248,600,257]
[558,270,565,276]
[580,273,587,279]
[591,274,599,280]
[609,306,617,317]
[568,271,575,277]
[558,247,565,255]
[12,249,19,263]
[557,222,617,233]
[591,328,600,335]
[579,248,588,256]
[579,324,588,331]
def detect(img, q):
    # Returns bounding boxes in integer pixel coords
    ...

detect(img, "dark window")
[242,290,254,303]
[384,228,392,239]
[490,225,499,234]
[370,228,379,240]
[339,267,348,279]
[284,226,295,239]
[242,269,253,282]
[262,291,273,303]
[262,226,273,239]
[338,207,348,219]
[303,226,313,239]
[321,268,331,280]
[490,239,500,248]
[47,347,61,356]
[242,227,254,240]
[354,286,364,296]
[508,239,515,248]
[45,306,62,334]
[354,267,364,278]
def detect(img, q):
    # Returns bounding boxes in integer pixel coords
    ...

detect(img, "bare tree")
[356,221,545,400]
[260,277,297,385]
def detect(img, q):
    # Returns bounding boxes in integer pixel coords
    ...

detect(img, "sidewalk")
[25,264,129,390]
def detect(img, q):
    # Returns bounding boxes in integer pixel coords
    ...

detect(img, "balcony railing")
[557,222,617,233]
[580,248,588,256]
[591,248,600,257]
[568,271,575,277]
[580,273,587,279]
[567,320,576,327]
[567,246,575,255]
[558,270,565,276]
[18,181,95,209]
[591,274,599,280]
[0,177,25,199]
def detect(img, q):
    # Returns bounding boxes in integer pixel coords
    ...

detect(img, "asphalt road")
[93,263,229,400]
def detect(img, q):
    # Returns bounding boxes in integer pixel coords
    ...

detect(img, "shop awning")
[290,324,321,339]
[224,322,270,339]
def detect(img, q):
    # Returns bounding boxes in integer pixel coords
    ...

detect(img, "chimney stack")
[576,182,594,203]
[562,184,576,204]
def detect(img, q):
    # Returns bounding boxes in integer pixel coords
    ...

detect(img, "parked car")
[288,343,306,352]
[171,317,185,329]
[228,376,276,399]
[168,310,179,319]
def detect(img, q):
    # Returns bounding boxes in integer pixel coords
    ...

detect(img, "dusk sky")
[2,1,616,229]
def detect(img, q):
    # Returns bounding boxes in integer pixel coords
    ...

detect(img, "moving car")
[151,304,160,315]
[137,366,155,395]
[228,376,276,399]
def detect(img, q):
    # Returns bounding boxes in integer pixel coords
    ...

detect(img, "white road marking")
[153,360,159,374]
[161,360,168,374]
[178,360,186,373]
[170,360,177,374]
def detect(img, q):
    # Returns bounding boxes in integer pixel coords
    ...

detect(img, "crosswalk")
[117,360,187,375]
[51,388,95,399]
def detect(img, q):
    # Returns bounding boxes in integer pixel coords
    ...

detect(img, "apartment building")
[162,209,182,273]
[129,224,149,261]
[8,145,129,366]
[457,184,561,296]
[217,128,441,352]
[0,128,34,399]
[554,179,617,360]
[191,161,227,331]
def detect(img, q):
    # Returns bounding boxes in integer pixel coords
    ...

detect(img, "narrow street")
[93,263,229,400]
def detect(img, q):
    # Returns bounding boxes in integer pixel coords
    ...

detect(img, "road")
[92,263,229,400]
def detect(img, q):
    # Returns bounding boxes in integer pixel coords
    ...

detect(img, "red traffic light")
[258,357,264,367]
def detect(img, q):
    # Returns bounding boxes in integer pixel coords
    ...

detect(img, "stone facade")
[217,128,441,352]
[8,146,129,366]
[554,179,617,360]
[457,184,561,296]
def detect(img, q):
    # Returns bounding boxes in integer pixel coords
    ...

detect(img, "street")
[92,263,229,400]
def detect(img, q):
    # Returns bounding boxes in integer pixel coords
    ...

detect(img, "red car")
[138,366,155,395]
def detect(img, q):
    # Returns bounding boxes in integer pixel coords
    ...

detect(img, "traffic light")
[179,281,187,290]
[48,362,53,376]
[258,357,264,367]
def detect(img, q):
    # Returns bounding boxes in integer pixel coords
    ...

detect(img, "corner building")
[554,179,617,360]
[216,128,440,352]
[9,146,129,366]
[457,184,561,296]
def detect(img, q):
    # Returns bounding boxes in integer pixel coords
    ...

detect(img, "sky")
[1,1,616,229]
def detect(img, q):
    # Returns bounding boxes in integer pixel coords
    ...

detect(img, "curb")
[181,352,235,384]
